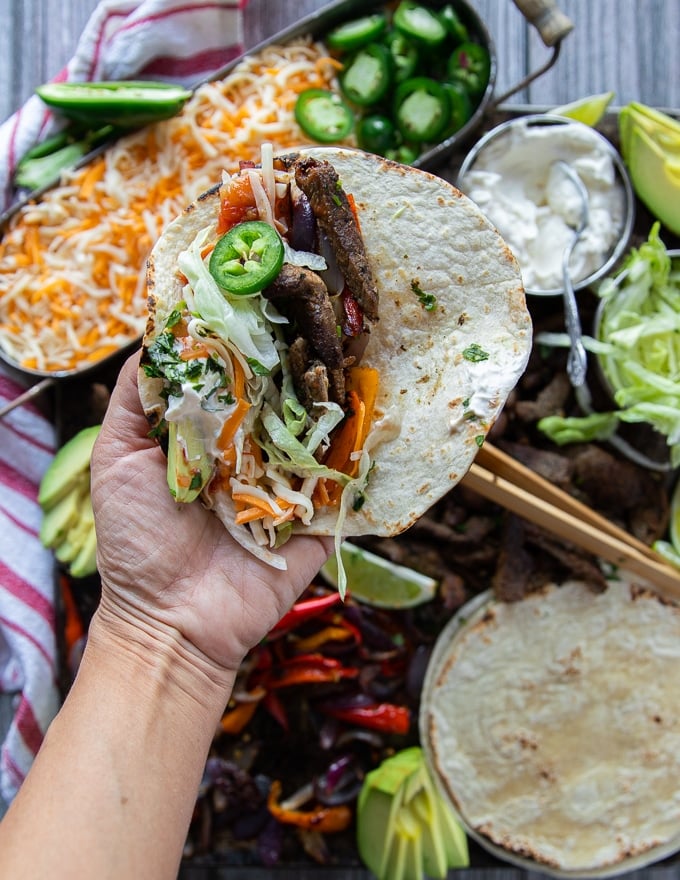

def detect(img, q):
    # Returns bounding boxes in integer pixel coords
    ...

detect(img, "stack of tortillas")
[420,577,680,876]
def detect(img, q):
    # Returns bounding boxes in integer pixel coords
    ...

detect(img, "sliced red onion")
[318,231,345,295]
[313,754,363,806]
[290,188,316,252]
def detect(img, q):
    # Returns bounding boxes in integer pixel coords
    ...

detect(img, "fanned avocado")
[619,103,680,235]
[357,746,468,880]
[39,480,84,547]
[38,425,101,510]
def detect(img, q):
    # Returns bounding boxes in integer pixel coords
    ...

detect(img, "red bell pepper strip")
[269,654,358,688]
[60,575,85,656]
[263,690,289,732]
[267,780,352,832]
[268,592,342,636]
[320,701,411,735]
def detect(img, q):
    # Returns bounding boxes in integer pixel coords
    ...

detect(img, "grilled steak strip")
[264,263,346,405]
[292,156,379,324]
[288,337,331,411]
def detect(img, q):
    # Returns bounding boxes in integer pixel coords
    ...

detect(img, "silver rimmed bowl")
[457,114,636,297]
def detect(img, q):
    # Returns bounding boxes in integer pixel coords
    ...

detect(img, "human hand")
[90,352,333,679]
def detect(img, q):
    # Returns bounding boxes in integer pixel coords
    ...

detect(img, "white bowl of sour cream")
[457,115,635,296]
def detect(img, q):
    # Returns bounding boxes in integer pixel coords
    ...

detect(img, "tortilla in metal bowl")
[139,146,531,567]
[420,577,680,877]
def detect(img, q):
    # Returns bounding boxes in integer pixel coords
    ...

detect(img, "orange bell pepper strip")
[219,699,260,735]
[267,780,352,832]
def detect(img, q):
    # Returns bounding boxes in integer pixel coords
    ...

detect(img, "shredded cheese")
[0,39,353,373]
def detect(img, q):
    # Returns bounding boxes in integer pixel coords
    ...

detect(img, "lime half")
[653,540,680,571]
[552,91,615,127]
[669,477,680,557]
[321,542,438,609]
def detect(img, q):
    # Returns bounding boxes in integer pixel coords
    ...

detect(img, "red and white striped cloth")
[0,372,58,805]
[0,0,246,803]
[0,0,246,213]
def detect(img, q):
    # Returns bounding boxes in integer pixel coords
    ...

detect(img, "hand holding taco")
[138,146,531,586]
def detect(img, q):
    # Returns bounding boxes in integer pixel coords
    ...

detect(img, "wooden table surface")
[1,0,679,127]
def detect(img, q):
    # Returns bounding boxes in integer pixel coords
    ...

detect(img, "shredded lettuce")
[538,225,680,464]
[259,404,350,484]
[178,227,281,372]
[538,412,619,445]
[304,402,345,455]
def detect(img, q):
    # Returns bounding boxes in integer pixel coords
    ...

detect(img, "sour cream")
[458,119,627,292]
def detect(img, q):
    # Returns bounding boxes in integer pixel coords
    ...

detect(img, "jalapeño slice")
[340,43,393,106]
[447,42,491,98]
[209,221,284,296]
[295,89,354,142]
[326,13,388,51]
[35,81,192,127]
[394,77,451,143]
[393,1,448,46]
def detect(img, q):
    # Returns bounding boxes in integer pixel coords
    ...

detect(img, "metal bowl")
[594,247,680,396]
[456,114,636,296]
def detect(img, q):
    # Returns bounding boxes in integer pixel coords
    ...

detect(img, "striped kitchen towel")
[0,0,246,803]
[0,369,58,805]
[0,0,245,212]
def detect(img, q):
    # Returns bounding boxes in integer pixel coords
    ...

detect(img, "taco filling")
[140,145,532,582]
[141,146,389,572]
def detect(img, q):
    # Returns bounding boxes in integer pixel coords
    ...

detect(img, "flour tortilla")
[421,578,680,876]
[140,147,531,564]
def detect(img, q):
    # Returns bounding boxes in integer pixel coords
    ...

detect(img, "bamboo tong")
[461,443,680,603]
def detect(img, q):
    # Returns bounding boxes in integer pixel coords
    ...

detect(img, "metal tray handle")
[513,0,574,47]
[493,0,574,105]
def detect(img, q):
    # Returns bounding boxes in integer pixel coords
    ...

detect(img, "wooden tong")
[461,443,680,602]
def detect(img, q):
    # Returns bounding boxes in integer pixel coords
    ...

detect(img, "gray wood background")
[0,0,679,127]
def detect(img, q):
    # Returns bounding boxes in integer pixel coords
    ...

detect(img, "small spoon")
[554,160,589,388]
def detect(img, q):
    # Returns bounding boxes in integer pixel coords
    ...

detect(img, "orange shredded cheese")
[0,38,354,373]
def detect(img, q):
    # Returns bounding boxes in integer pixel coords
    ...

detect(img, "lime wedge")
[321,542,438,608]
[669,478,680,557]
[552,91,615,127]
[653,540,680,571]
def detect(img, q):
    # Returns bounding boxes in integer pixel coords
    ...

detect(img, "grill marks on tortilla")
[292,156,380,323]
[264,264,346,405]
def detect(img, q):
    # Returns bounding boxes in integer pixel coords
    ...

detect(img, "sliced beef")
[569,444,669,543]
[492,516,535,602]
[498,440,574,490]
[524,523,609,593]
[264,263,345,404]
[292,156,379,324]
[288,337,330,411]
[514,372,572,423]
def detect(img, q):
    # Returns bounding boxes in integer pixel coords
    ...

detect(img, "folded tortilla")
[139,147,531,567]
[421,578,680,875]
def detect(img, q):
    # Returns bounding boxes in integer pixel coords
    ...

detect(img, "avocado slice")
[626,125,680,235]
[357,773,407,878]
[411,787,449,877]
[619,102,680,162]
[55,493,94,564]
[39,481,83,548]
[38,424,101,510]
[167,418,214,503]
[69,523,98,578]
